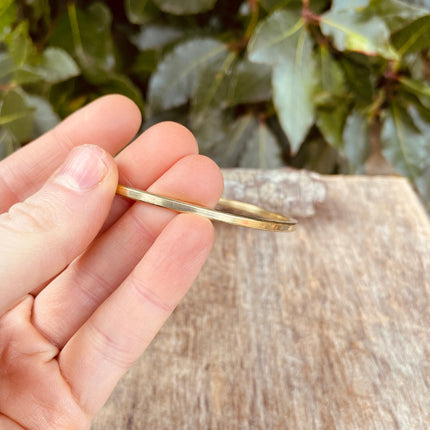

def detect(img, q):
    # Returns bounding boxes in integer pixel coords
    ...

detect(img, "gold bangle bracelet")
[116,184,297,232]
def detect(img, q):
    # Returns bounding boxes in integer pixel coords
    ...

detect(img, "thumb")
[0,144,118,316]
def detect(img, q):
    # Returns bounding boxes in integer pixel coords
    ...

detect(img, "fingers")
[101,121,199,232]
[59,214,214,415]
[0,145,118,316]
[33,154,223,348]
[0,95,141,212]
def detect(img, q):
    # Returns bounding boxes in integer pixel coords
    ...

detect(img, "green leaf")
[125,0,159,24]
[407,0,430,10]
[308,0,332,13]
[0,52,14,83]
[399,77,430,109]
[247,9,304,65]
[315,47,352,148]
[392,16,430,55]
[381,101,430,180]
[132,50,159,77]
[316,45,347,98]
[192,51,236,113]
[37,47,80,83]
[209,115,257,167]
[331,0,370,10]
[342,109,369,173]
[239,121,283,168]
[5,21,35,66]
[152,0,218,15]
[258,0,298,12]
[0,0,16,41]
[403,53,425,80]
[320,8,398,60]
[316,104,350,149]
[415,165,430,210]
[272,30,317,154]
[13,67,44,85]
[0,88,34,143]
[50,3,115,83]
[366,0,428,33]
[24,0,51,23]
[291,135,340,173]
[190,108,232,154]
[26,95,60,137]
[227,58,272,106]
[99,74,145,111]
[0,128,19,160]
[131,25,183,50]
[399,104,430,208]
[148,38,228,113]
[339,56,373,107]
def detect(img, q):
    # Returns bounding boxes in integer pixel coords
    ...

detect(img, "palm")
[0,95,222,429]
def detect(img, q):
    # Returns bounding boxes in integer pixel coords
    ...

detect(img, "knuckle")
[1,195,62,234]
[88,322,136,370]
[130,274,174,313]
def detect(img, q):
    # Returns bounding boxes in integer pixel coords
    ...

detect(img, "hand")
[0,95,223,429]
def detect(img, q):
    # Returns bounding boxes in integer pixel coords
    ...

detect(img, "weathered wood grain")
[92,172,430,430]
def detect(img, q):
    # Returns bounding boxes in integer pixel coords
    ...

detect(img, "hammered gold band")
[116,184,297,232]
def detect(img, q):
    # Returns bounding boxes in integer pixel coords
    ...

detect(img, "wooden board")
[92,172,430,430]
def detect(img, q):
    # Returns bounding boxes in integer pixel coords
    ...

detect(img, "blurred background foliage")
[1,0,430,208]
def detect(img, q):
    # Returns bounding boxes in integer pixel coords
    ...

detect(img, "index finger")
[0,94,141,212]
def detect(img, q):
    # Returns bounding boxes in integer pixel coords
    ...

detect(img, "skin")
[0,95,223,429]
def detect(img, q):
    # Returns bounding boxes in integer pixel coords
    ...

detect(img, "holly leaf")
[392,16,430,56]
[272,30,318,154]
[248,9,304,65]
[152,0,218,15]
[320,8,398,59]
[148,38,228,113]
[239,121,283,168]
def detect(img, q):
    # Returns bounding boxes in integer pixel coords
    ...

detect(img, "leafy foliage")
[1,0,430,207]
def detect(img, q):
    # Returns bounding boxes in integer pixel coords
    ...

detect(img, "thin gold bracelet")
[116,184,297,232]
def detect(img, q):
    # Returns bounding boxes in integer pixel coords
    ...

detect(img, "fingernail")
[54,145,109,191]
